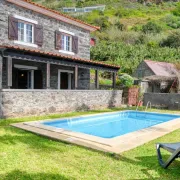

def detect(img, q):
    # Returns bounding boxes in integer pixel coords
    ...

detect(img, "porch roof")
[0,45,120,72]
[144,75,177,83]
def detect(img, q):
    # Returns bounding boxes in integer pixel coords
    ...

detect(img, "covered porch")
[0,46,122,118]
[0,46,120,90]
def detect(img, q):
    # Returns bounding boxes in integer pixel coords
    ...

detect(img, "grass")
[0,108,180,179]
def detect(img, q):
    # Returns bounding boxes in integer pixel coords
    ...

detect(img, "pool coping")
[12,111,180,154]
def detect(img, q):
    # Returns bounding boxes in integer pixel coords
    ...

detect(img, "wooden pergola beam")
[0,55,2,89]
[7,56,12,88]
[112,72,116,89]
[46,63,50,89]
[3,50,119,73]
[75,65,78,89]
[95,70,99,89]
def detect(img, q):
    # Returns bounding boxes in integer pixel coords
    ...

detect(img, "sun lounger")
[156,142,180,168]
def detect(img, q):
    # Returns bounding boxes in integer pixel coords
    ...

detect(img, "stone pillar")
[95,70,99,89]
[46,63,50,89]
[68,73,72,89]
[75,65,78,89]
[31,70,34,89]
[0,55,2,89]
[0,90,2,118]
[7,56,12,89]
[0,55,3,118]
[112,72,116,89]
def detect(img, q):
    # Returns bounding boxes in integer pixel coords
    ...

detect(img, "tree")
[76,0,85,7]
[161,30,180,48]
[93,16,112,30]
[114,21,126,31]
[166,63,180,93]
[142,22,162,34]
[173,2,180,16]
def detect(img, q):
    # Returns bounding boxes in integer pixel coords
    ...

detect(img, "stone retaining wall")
[0,90,123,118]
[144,93,180,110]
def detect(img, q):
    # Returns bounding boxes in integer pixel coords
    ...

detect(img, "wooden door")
[34,70,43,89]
[17,70,28,89]
[60,72,68,89]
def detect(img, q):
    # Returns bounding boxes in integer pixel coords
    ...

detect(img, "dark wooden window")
[55,30,78,54]
[9,16,43,46]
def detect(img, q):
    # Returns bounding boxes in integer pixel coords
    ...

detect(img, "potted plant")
[137,91,144,106]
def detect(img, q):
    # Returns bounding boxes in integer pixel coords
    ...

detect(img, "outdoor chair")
[156,142,180,168]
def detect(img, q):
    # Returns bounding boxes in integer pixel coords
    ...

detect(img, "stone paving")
[12,112,180,154]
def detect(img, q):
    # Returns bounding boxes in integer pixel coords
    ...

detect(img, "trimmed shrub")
[120,74,134,88]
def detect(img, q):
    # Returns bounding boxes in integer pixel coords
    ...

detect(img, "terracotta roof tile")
[0,45,120,69]
[144,60,177,76]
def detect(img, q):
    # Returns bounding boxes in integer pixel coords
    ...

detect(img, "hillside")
[33,0,180,74]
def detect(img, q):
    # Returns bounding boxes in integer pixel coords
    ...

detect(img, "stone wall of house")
[0,90,123,118]
[133,61,155,78]
[78,68,90,89]
[2,58,6,89]
[2,58,90,89]
[144,93,180,110]
[0,90,2,118]
[0,0,90,59]
[50,65,90,89]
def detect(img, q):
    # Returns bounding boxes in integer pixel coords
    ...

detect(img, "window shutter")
[72,36,78,54]
[55,30,62,50]
[34,24,43,47]
[8,16,18,40]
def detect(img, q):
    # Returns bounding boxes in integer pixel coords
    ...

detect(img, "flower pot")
[138,101,143,106]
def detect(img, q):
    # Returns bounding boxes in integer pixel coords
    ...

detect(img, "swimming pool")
[42,111,180,139]
[14,110,180,153]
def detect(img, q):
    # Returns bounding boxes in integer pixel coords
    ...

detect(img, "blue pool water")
[42,111,180,138]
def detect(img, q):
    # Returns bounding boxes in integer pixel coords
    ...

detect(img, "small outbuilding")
[133,60,178,93]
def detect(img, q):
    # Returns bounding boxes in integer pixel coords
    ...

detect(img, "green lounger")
[156,142,180,168]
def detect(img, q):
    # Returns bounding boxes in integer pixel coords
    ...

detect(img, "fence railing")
[62,5,106,13]
[90,83,123,90]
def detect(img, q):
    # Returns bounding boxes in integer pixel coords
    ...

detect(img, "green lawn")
[0,108,179,180]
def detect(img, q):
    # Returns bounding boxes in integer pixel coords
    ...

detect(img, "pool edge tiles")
[43,111,179,139]
[11,111,180,154]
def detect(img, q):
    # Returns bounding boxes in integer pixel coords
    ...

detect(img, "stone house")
[133,60,178,93]
[0,0,122,118]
